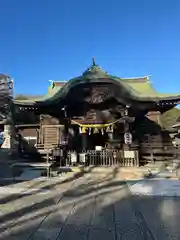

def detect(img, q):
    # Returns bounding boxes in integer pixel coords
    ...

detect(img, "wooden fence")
[52,149,139,167]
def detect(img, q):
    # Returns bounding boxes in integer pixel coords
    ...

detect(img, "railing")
[52,149,139,167]
[140,141,176,155]
[140,142,177,165]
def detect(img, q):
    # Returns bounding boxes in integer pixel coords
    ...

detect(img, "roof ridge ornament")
[82,58,108,77]
[92,57,96,66]
[147,74,152,82]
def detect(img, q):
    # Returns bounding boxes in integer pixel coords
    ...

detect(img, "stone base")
[1,137,11,149]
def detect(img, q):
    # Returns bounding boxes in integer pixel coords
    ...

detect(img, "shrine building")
[13,59,180,166]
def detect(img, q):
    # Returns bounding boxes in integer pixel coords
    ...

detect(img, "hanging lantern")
[124,132,132,144]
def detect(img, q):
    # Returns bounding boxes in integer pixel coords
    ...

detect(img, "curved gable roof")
[13,63,180,106]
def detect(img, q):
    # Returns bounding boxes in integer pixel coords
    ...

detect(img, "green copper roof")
[123,78,180,98]
[13,60,180,106]
[82,61,108,79]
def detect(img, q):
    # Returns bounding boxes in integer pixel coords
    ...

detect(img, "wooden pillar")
[107,125,114,141]
[124,122,130,150]
[81,127,87,151]
[123,105,132,150]
[39,115,44,145]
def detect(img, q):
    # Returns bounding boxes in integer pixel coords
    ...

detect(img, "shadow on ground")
[0,167,180,239]
[0,166,97,205]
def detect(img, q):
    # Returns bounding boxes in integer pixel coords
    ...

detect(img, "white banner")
[124,150,135,158]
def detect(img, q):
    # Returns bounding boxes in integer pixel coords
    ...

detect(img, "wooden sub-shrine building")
[13,60,180,166]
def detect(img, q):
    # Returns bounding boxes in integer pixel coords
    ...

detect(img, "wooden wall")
[18,128,38,138]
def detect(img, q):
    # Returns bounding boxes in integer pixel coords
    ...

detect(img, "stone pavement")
[0,169,179,239]
[128,178,180,239]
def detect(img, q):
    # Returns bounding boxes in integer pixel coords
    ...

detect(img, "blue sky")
[0,0,180,95]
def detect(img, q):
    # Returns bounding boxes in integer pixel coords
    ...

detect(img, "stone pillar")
[1,124,11,149]
[1,105,18,156]
[1,122,17,156]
